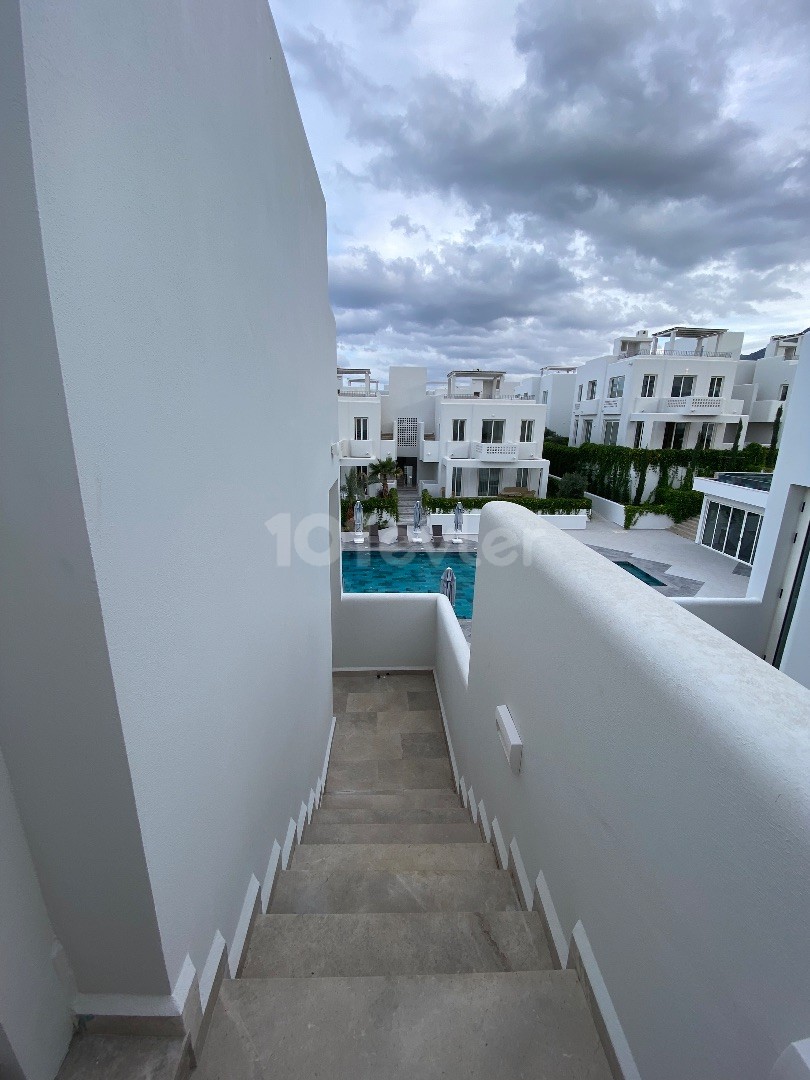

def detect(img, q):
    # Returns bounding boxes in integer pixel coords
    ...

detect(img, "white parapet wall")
[587,491,673,529]
[433,502,810,1080]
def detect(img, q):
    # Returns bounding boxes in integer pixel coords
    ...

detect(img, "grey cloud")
[390,214,429,238]
[346,0,418,33]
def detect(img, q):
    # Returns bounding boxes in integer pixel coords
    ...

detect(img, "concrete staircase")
[669,514,701,541]
[396,485,420,523]
[194,672,614,1080]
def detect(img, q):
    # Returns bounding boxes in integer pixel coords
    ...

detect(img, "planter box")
[587,492,672,530]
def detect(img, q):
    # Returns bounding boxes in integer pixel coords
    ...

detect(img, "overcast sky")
[271,0,809,380]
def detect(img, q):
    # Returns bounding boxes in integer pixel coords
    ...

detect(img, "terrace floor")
[574,515,751,599]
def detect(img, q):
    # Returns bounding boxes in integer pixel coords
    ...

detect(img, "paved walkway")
[572,516,750,598]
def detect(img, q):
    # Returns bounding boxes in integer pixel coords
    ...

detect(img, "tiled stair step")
[56,1034,186,1080]
[206,972,613,1080]
[303,821,481,844]
[321,789,462,811]
[242,911,553,977]
[290,842,495,875]
[330,729,447,761]
[326,757,454,792]
[269,869,521,913]
[315,806,471,825]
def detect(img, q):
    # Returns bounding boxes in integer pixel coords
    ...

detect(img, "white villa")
[338,365,549,499]
[516,366,578,438]
[4,5,810,1080]
[569,326,748,450]
[733,333,801,447]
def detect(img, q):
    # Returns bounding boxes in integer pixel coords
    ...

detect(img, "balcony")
[749,399,785,423]
[473,441,519,461]
[632,395,736,415]
[443,393,537,401]
[602,398,622,414]
[660,348,733,358]
[337,388,378,398]
[516,441,540,460]
[420,437,440,463]
[579,399,599,415]
[348,439,375,458]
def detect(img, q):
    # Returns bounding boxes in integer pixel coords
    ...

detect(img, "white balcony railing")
[348,439,375,458]
[443,393,536,401]
[602,398,622,414]
[337,388,378,397]
[663,395,723,412]
[661,348,733,358]
[579,399,599,415]
[474,441,519,460]
[516,441,539,459]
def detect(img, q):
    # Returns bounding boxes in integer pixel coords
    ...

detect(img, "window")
[632,421,644,449]
[542,390,549,404]
[573,418,579,443]
[477,468,500,496]
[604,420,619,446]
[701,500,762,564]
[451,467,462,497]
[607,375,625,398]
[354,416,368,441]
[671,375,695,398]
[780,383,789,402]
[582,418,593,443]
[519,419,534,442]
[481,419,505,444]
[708,376,724,398]
[516,468,529,488]
[577,384,583,402]
[586,380,597,400]
[451,418,467,441]
[696,422,715,450]
[662,422,688,450]
[640,374,657,398]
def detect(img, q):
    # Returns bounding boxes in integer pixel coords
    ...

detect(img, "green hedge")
[622,489,703,529]
[341,490,399,525]
[546,441,768,505]
[421,493,591,515]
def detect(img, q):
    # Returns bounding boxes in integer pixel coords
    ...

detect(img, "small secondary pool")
[614,560,666,587]
[342,550,477,619]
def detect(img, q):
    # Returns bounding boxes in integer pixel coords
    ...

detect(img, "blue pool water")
[614,560,666,587]
[341,550,477,619]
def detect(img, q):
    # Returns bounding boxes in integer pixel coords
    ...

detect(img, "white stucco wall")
[436,503,810,1080]
[6,0,337,1037]
[0,748,73,1080]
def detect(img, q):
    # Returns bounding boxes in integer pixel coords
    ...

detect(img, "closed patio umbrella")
[412,501,423,537]
[452,501,464,544]
[440,566,457,608]
[353,499,364,543]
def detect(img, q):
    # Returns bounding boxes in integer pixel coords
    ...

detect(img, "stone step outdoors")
[200,972,612,1080]
[290,842,496,875]
[269,869,521,914]
[314,806,471,825]
[330,729,448,763]
[56,1033,187,1080]
[302,821,482,844]
[327,757,454,792]
[321,789,462,811]
[242,911,553,978]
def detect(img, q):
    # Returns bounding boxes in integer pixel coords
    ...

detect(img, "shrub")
[421,493,591,516]
[557,472,587,498]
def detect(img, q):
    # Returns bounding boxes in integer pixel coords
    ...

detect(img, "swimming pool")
[341,550,477,619]
[614,560,666,587]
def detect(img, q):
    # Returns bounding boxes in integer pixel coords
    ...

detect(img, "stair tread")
[242,911,552,977]
[270,868,520,913]
[197,973,612,1080]
[56,1034,186,1080]
[321,789,461,810]
[327,757,454,792]
[291,842,495,874]
[303,822,481,844]
[314,806,471,824]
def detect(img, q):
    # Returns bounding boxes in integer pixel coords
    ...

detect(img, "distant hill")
[741,327,809,362]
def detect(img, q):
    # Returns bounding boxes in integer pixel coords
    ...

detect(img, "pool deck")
[341,514,751,607]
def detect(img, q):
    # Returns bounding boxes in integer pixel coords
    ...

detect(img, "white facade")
[338,366,549,499]
[1,1,336,1074]
[569,326,748,451]
[680,330,810,690]
[517,368,577,437]
[733,333,800,447]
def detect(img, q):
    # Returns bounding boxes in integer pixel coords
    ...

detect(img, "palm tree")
[367,456,402,496]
